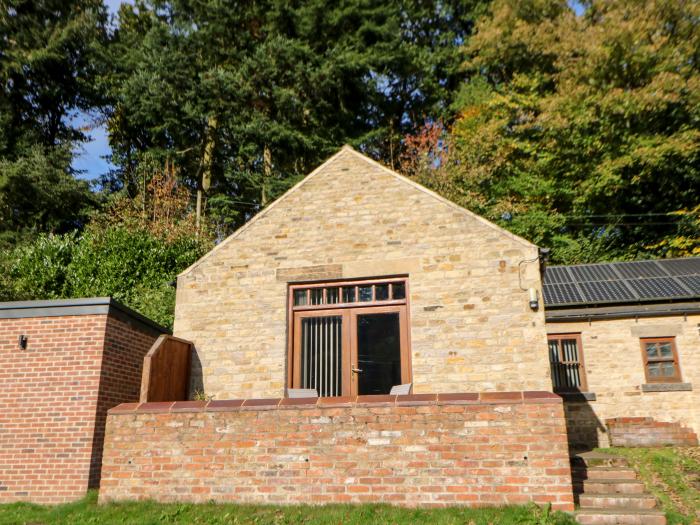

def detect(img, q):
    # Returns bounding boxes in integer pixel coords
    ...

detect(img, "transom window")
[547,333,587,392]
[288,277,411,397]
[641,337,681,383]
[292,280,406,307]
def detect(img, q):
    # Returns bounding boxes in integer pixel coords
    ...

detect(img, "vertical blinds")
[300,316,342,397]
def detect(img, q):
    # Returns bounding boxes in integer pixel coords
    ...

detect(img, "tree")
[1,169,214,327]
[0,0,107,244]
[101,0,486,235]
[410,0,700,263]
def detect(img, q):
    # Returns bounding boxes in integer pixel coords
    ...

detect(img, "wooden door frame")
[287,298,412,397]
[291,308,352,395]
[348,304,411,395]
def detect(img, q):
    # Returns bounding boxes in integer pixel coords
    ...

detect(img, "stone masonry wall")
[547,313,700,449]
[175,147,549,399]
[100,391,574,510]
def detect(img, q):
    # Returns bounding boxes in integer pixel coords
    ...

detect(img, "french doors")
[288,278,411,397]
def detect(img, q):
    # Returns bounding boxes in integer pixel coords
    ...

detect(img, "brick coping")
[109,391,561,415]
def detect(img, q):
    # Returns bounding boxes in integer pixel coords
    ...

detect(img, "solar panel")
[657,258,700,277]
[677,275,700,295]
[578,280,637,303]
[543,266,573,285]
[543,257,700,307]
[568,264,620,282]
[624,277,691,299]
[542,283,583,305]
[612,261,668,279]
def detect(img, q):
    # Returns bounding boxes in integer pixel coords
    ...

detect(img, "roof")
[543,257,700,309]
[0,297,169,333]
[179,145,537,276]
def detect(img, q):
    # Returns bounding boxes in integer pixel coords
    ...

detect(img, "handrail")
[140,334,193,403]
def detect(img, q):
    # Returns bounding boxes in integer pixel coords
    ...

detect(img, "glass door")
[351,306,409,395]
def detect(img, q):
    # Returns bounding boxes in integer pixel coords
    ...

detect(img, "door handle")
[352,367,363,373]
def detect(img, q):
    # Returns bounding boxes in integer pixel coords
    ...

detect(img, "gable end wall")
[175,149,549,398]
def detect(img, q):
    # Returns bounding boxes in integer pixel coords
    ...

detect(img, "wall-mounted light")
[528,288,539,310]
[18,335,28,350]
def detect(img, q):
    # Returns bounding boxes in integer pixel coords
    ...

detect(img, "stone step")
[579,493,658,510]
[572,451,629,468]
[575,467,638,481]
[583,478,646,494]
[576,508,666,525]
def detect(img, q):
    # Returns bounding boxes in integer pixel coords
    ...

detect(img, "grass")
[0,491,577,525]
[600,447,700,525]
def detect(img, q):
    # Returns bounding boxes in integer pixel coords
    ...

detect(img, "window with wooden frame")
[547,333,587,392]
[287,277,411,397]
[640,337,682,383]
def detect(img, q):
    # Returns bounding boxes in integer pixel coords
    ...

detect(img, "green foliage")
[412,0,700,263]
[2,225,209,329]
[0,490,578,525]
[102,0,487,234]
[0,147,96,248]
[0,0,106,244]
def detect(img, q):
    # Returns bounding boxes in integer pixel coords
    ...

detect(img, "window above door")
[290,277,407,310]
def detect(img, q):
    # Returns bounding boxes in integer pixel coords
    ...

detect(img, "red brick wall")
[100,392,574,510]
[606,417,699,447]
[0,315,107,503]
[0,309,163,504]
[91,312,163,488]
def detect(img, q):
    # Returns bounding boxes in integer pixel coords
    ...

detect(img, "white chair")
[389,383,412,395]
[287,388,319,398]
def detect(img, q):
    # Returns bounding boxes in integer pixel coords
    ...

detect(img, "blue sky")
[71,0,125,181]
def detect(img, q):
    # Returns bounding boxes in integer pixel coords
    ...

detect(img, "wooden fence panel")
[140,335,193,402]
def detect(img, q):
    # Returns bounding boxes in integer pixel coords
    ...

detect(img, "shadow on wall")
[561,391,606,452]
[189,347,204,399]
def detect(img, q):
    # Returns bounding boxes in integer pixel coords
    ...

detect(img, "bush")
[2,226,209,329]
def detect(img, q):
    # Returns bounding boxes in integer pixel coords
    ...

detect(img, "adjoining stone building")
[543,260,700,449]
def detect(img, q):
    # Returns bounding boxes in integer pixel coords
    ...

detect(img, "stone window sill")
[558,392,596,402]
[641,382,692,392]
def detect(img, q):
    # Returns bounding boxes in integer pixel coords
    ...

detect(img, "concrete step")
[583,478,646,494]
[579,493,658,510]
[576,508,666,525]
[572,451,630,468]
[576,467,638,481]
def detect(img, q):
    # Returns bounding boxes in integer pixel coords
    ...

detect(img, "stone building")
[543,260,700,449]
[175,145,549,400]
[173,145,699,449]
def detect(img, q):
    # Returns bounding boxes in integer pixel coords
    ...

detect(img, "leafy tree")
[101,0,486,235]
[409,0,700,263]
[0,0,107,244]
[0,147,96,248]
[1,170,213,328]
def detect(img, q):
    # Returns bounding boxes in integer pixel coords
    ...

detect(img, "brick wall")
[0,302,165,504]
[100,391,574,510]
[606,417,698,447]
[91,311,164,487]
[175,146,550,399]
[546,314,700,449]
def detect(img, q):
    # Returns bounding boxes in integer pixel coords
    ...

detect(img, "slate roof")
[542,257,700,308]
